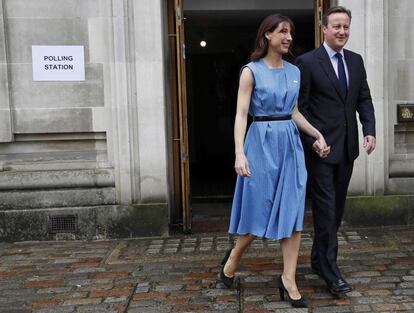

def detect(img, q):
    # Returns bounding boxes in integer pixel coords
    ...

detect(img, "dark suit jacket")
[296,45,376,163]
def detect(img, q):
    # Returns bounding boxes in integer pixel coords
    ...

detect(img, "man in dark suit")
[296,6,376,296]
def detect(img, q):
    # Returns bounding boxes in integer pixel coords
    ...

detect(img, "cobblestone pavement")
[0,225,413,313]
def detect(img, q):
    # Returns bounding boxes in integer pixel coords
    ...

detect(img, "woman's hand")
[234,152,251,176]
[312,135,330,158]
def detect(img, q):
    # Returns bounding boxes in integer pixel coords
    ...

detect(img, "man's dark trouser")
[306,153,354,283]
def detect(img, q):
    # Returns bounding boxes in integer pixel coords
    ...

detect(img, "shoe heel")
[221,249,232,265]
[219,249,235,288]
[278,287,285,301]
[278,275,307,308]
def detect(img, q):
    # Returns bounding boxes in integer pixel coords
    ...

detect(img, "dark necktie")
[335,52,347,98]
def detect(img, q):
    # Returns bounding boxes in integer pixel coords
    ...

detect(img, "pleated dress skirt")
[228,119,307,240]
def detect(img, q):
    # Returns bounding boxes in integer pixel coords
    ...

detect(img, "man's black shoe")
[327,279,353,296]
[310,264,352,295]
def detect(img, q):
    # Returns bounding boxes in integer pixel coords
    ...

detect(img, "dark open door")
[168,0,330,233]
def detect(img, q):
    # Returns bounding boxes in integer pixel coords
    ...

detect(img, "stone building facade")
[0,0,412,241]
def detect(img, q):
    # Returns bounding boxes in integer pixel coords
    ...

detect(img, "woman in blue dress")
[219,15,330,308]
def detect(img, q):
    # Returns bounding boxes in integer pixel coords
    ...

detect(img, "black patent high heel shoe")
[220,249,234,288]
[278,275,308,308]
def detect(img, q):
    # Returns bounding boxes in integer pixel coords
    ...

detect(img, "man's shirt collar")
[323,42,344,59]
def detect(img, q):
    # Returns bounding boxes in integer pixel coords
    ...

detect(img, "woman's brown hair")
[250,14,295,61]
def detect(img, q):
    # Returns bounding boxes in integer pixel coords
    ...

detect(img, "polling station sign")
[32,45,85,81]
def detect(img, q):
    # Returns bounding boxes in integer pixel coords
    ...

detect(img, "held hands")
[312,135,330,158]
[234,152,251,177]
[363,135,376,155]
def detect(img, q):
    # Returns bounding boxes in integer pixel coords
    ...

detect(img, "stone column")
[133,0,168,204]
[0,1,13,143]
[109,0,169,204]
[338,0,386,196]
[108,0,135,204]
[387,0,414,194]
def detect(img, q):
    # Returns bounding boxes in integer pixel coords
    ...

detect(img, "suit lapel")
[316,46,346,103]
[344,49,356,104]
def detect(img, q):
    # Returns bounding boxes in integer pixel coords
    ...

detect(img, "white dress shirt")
[323,42,349,87]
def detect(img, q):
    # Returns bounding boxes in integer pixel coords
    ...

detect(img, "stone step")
[0,168,114,190]
[0,187,116,210]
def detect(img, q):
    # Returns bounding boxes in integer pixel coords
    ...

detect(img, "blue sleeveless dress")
[228,59,307,240]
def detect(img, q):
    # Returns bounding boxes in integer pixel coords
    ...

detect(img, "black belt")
[252,115,292,122]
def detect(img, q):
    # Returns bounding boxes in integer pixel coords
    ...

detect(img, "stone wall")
[1,0,413,241]
[337,0,413,196]
[386,0,414,193]
[336,0,413,226]
[337,0,387,196]
[0,0,170,240]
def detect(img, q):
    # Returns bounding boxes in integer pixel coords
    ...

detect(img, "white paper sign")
[32,45,85,81]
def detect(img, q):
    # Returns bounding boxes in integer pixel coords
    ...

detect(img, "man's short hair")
[322,6,352,26]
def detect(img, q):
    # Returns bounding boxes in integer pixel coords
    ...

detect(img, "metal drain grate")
[48,215,78,234]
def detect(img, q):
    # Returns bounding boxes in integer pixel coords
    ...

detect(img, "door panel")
[174,0,191,232]
[314,0,330,47]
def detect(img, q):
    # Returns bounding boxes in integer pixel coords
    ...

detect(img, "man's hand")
[363,135,376,155]
[312,137,330,158]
